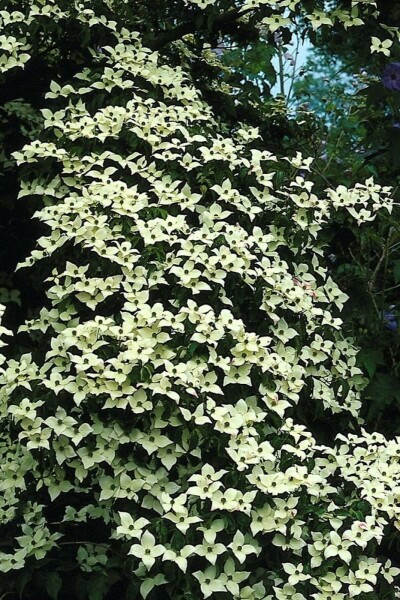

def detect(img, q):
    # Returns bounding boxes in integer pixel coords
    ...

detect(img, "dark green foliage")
[293,33,400,437]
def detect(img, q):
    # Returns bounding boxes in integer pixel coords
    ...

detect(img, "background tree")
[292,5,400,435]
[1,1,400,600]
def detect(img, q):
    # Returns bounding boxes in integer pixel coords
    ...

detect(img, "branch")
[368,227,394,295]
[277,45,285,97]
[145,21,197,51]
[144,8,253,51]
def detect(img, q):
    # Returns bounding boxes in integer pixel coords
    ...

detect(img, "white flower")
[128,531,165,570]
[382,559,400,584]
[115,513,149,539]
[223,557,250,595]
[370,36,393,55]
[274,584,307,600]
[163,506,202,534]
[354,559,381,584]
[347,571,374,597]
[184,0,215,7]
[162,544,195,573]
[262,14,291,32]
[194,530,226,565]
[283,562,311,586]
[193,566,227,598]
[228,530,260,564]
[306,11,333,29]
[324,531,352,563]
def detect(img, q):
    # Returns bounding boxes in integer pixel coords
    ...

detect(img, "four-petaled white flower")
[162,544,195,573]
[116,513,149,539]
[223,557,250,595]
[324,531,352,563]
[193,566,228,598]
[194,530,226,565]
[283,562,311,586]
[227,530,260,564]
[128,531,165,570]
[370,36,393,55]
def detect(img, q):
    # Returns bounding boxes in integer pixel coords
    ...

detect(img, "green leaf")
[140,579,155,599]
[171,531,185,550]
[392,259,400,284]
[125,580,140,600]
[207,12,215,31]
[17,569,33,599]
[187,342,199,357]
[75,573,87,600]
[46,573,62,600]
[363,82,389,106]
[358,347,384,378]
[188,430,199,452]
[365,373,400,421]
[195,13,205,30]
[88,574,109,600]
[388,126,400,168]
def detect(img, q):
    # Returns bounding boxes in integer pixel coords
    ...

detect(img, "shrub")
[1,1,400,599]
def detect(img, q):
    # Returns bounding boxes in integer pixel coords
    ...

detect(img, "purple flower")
[383,309,398,331]
[382,62,400,90]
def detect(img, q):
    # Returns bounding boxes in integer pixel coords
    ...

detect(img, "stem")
[348,247,381,318]
[57,541,125,557]
[380,227,394,317]
[286,35,301,104]
[377,282,400,294]
[368,242,387,294]
[277,44,285,98]
[59,541,110,545]
[310,165,333,188]
[322,129,345,174]
[322,104,355,174]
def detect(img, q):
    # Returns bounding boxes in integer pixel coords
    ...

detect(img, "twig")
[144,7,254,51]
[310,165,333,188]
[380,227,395,316]
[368,240,388,295]
[286,34,301,104]
[348,247,380,318]
[376,282,400,294]
[277,44,285,97]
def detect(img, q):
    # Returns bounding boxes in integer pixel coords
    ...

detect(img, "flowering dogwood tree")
[1,1,400,599]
